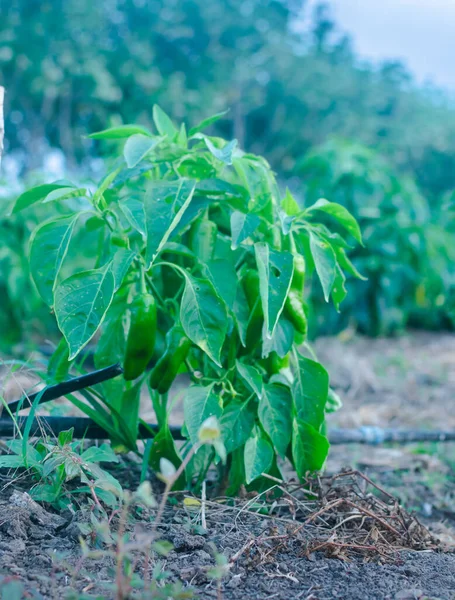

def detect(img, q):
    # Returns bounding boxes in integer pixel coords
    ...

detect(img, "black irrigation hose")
[1,416,455,445]
[5,364,124,414]
[3,363,455,445]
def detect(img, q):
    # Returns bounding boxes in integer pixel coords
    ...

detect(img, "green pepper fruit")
[241,269,264,351]
[149,325,192,394]
[189,218,217,263]
[123,293,157,380]
[284,253,307,336]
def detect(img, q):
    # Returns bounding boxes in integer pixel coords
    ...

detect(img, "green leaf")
[12,183,74,213]
[119,197,146,236]
[88,125,152,139]
[180,273,228,367]
[94,291,127,369]
[309,232,337,302]
[189,110,229,136]
[204,258,237,309]
[331,264,347,310]
[236,361,263,399]
[184,384,222,445]
[204,138,237,165]
[145,180,195,267]
[47,337,71,382]
[244,428,274,484]
[261,318,294,359]
[81,443,119,464]
[281,188,300,216]
[153,105,178,138]
[254,243,294,338]
[29,214,78,306]
[292,419,329,478]
[220,400,255,454]
[233,282,250,347]
[124,134,163,168]
[54,265,115,360]
[230,211,260,249]
[292,354,329,430]
[258,383,292,458]
[43,187,86,204]
[308,199,363,244]
[110,248,136,292]
[177,122,188,147]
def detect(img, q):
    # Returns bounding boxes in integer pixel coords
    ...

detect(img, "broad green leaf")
[92,167,123,207]
[220,400,255,454]
[233,157,279,215]
[254,243,294,338]
[333,245,367,280]
[309,199,363,244]
[204,138,237,165]
[236,361,263,399]
[117,381,141,439]
[189,110,229,136]
[230,211,260,249]
[261,318,294,358]
[119,197,146,236]
[309,232,337,302]
[244,429,274,484]
[81,443,119,464]
[145,180,195,267]
[259,383,292,457]
[124,134,163,168]
[292,354,329,430]
[281,188,300,216]
[177,122,188,147]
[292,419,329,478]
[204,258,237,309]
[88,125,152,139]
[12,183,74,213]
[180,273,228,367]
[110,248,136,292]
[184,384,222,445]
[153,104,178,138]
[29,214,79,306]
[54,265,115,360]
[47,337,71,382]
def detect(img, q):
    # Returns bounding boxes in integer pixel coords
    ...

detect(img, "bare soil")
[1,331,455,599]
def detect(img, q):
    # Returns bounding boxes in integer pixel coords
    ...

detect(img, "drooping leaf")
[148,425,185,489]
[94,291,127,370]
[261,318,294,358]
[254,242,294,338]
[309,231,337,302]
[292,354,329,430]
[88,125,153,139]
[204,258,237,309]
[204,138,237,165]
[308,199,363,244]
[54,265,115,360]
[184,384,222,445]
[233,282,250,347]
[47,337,71,382]
[12,183,75,213]
[220,400,255,454]
[258,383,292,458]
[145,180,195,267]
[244,428,274,484]
[43,187,87,204]
[29,214,79,306]
[189,110,229,136]
[180,273,228,367]
[331,264,347,310]
[110,248,136,292]
[230,211,260,249]
[124,134,163,168]
[236,361,263,399]
[292,419,330,478]
[153,105,178,138]
[119,197,146,237]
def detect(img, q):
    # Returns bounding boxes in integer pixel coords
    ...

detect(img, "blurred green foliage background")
[1,0,455,350]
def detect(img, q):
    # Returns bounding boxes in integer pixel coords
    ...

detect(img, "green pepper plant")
[15,106,363,492]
